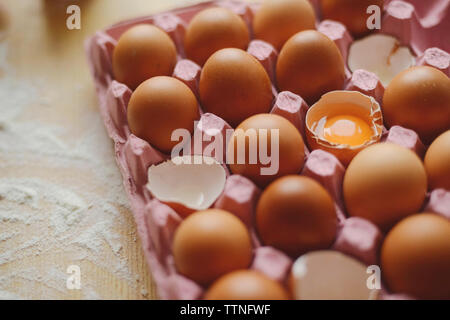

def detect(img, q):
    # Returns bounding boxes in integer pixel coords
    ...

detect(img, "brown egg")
[256,175,337,257]
[381,213,450,299]
[253,0,316,51]
[204,270,289,300]
[320,0,385,37]
[424,130,450,190]
[127,76,199,153]
[228,114,305,188]
[184,7,250,66]
[383,66,450,144]
[199,48,273,127]
[276,30,346,104]
[112,24,177,90]
[343,143,427,231]
[172,209,253,286]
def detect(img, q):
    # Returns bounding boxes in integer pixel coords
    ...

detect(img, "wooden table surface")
[0,0,234,300]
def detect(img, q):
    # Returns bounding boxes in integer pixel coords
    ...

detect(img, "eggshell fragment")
[172,209,253,286]
[332,217,383,266]
[381,213,450,299]
[214,175,261,227]
[343,143,427,231]
[424,189,450,220]
[146,155,226,217]
[382,125,425,158]
[252,0,316,51]
[291,250,379,300]
[424,130,450,190]
[305,90,383,166]
[251,246,293,283]
[204,270,290,300]
[348,34,415,86]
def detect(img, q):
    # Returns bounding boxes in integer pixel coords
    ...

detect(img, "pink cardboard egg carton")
[85,0,450,300]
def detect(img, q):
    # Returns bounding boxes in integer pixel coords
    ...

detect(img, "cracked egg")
[348,34,415,87]
[290,250,379,300]
[146,155,226,217]
[305,91,383,166]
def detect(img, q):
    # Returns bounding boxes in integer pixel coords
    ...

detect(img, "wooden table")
[0,0,223,300]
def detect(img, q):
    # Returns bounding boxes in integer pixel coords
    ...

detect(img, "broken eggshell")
[146,155,226,217]
[348,34,415,87]
[305,90,383,166]
[290,250,380,300]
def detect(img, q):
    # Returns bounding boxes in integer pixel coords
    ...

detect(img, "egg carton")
[85,0,450,300]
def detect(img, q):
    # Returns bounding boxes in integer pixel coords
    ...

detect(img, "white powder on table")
[0,40,146,299]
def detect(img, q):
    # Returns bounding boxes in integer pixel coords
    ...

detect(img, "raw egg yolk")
[323,115,372,146]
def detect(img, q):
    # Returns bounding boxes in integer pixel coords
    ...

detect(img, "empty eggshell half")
[348,34,415,87]
[146,155,226,217]
[291,250,379,300]
[305,90,383,166]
